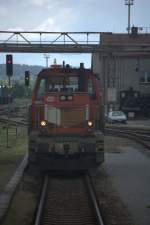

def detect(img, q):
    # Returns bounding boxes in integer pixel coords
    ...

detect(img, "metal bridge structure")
[0,31,150,55]
[0,31,103,53]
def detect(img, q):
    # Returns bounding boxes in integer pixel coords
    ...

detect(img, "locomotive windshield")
[48,76,78,92]
[36,76,80,99]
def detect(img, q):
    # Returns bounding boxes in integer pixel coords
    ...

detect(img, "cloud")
[35,18,60,31]
[7,27,24,31]
[35,7,78,32]
[0,6,7,16]
[24,0,50,6]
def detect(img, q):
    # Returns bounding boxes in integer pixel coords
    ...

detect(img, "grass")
[0,123,40,225]
[0,124,27,192]
[2,173,41,225]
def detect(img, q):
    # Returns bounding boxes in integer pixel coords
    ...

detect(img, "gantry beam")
[1,43,150,55]
[0,31,102,53]
[0,31,150,55]
[0,43,103,53]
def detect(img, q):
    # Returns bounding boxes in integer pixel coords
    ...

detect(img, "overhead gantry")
[0,31,150,54]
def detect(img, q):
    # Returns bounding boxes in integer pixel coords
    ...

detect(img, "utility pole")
[43,54,50,67]
[6,54,13,148]
[125,0,134,34]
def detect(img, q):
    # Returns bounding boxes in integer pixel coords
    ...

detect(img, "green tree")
[12,82,26,98]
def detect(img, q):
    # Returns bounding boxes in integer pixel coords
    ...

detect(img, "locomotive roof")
[37,67,94,78]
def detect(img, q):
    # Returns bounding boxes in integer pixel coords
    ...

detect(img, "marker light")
[67,95,73,100]
[60,95,66,101]
[88,120,93,127]
[40,120,47,127]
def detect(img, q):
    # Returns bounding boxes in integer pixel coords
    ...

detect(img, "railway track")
[34,173,104,225]
[0,116,27,127]
[106,126,150,150]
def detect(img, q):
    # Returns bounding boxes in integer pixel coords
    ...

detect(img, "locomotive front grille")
[45,105,88,128]
[61,108,84,127]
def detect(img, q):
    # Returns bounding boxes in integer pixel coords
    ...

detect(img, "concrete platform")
[104,147,150,225]
[0,154,27,222]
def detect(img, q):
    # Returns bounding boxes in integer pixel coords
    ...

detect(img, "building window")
[140,72,150,83]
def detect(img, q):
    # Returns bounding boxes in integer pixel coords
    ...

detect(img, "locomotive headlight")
[40,120,47,127]
[88,120,93,127]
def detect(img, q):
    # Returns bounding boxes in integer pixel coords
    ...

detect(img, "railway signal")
[25,71,30,86]
[6,54,13,77]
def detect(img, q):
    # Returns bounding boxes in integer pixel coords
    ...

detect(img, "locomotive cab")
[28,63,104,170]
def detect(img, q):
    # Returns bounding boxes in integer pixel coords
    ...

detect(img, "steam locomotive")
[28,63,104,170]
[120,87,150,117]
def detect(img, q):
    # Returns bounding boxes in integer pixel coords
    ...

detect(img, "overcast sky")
[0,0,150,67]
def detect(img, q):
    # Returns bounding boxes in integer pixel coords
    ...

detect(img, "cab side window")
[88,79,94,94]
[37,78,46,99]
[88,79,97,99]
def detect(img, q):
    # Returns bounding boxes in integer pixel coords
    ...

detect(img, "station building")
[92,28,150,116]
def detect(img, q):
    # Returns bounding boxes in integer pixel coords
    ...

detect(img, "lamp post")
[125,0,134,34]
[43,54,50,68]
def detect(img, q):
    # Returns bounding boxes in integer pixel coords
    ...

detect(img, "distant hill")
[0,64,43,80]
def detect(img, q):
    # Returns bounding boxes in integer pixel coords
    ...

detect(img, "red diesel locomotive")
[28,62,104,170]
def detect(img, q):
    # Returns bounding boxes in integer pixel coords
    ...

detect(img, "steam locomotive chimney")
[63,61,65,68]
[79,63,85,92]
[80,63,84,69]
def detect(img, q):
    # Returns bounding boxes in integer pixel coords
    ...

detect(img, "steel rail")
[0,117,27,127]
[106,127,150,138]
[34,175,49,225]
[106,127,150,149]
[34,174,105,225]
[85,174,104,225]
[106,125,150,132]
[115,129,150,140]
